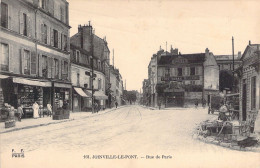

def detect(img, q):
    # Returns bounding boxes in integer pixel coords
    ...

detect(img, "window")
[24,50,30,75]
[42,55,48,77]
[0,43,9,71]
[54,59,59,78]
[177,68,182,76]
[53,29,58,48]
[41,24,47,44]
[190,67,195,76]
[165,68,170,77]
[1,2,8,28]
[98,79,101,90]
[251,76,256,109]
[40,0,46,9]
[62,61,68,80]
[23,13,27,36]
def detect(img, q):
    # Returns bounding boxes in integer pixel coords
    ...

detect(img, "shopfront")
[53,82,71,112]
[72,87,91,112]
[94,90,108,110]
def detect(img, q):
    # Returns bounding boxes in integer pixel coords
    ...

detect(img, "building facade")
[109,66,124,107]
[70,24,108,110]
[0,0,71,116]
[237,43,260,128]
[156,48,219,108]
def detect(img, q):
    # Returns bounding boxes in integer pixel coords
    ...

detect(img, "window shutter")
[170,68,174,77]
[19,11,24,34]
[50,28,54,46]
[39,54,42,77]
[20,49,24,74]
[31,51,37,75]
[195,67,199,75]
[41,23,44,42]
[27,14,32,37]
[8,4,12,30]
[51,58,55,78]
[58,59,61,79]
[46,25,50,45]
[47,57,52,78]
[182,67,186,76]
[186,67,190,76]
[58,32,61,49]
[174,68,177,76]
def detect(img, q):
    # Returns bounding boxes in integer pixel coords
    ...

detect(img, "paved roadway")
[1,106,259,168]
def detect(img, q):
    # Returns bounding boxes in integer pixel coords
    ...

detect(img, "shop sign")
[161,75,199,81]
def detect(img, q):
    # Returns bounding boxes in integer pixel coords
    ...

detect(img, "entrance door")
[242,80,247,121]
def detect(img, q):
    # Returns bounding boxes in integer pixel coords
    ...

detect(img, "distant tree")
[125,90,137,103]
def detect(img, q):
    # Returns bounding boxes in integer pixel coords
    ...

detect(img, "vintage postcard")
[0,0,260,167]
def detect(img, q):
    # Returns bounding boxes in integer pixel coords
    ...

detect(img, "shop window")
[23,13,27,36]
[0,43,9,71]
[190,67,195,76]
[54,59,59,78]
[53,29,58,48]
[251,76,256,109]
[42,55,48,78]
[41,24,47,44]
[24,50,30,75]
[1,2,8,28]
[177,68,182,76]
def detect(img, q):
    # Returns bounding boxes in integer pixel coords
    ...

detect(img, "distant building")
[142,79,150,106]
[215,53,242,92]
[236,42,260,125]
[110,66,124,107]
[156,48,219,107]
[0,0,71,115]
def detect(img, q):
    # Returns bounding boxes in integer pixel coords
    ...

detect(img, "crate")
[5,120,16,128]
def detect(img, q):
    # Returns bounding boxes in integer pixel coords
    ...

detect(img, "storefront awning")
[13,77,51,87]
[54,82,71,88]
[74,87,90,98]
[94,91,108,100]
[0,74,9,79]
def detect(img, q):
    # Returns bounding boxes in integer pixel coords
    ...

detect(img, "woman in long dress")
[32,102,39,119]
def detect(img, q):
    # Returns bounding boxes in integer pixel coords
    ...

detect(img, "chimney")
[205,48,209,54]
[160,45,162,51]
[80,24,93,52]
[249,40,251,45]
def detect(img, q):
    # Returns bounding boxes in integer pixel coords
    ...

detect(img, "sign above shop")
[161,75,200,81]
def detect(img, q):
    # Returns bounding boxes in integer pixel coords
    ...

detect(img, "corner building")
[0,0,71,116]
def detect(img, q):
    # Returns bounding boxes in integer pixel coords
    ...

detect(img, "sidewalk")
[0,106,125,134]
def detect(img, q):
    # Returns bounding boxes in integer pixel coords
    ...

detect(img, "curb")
[0,106,127,134]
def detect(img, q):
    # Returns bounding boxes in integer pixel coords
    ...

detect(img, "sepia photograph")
[0,0,260,167]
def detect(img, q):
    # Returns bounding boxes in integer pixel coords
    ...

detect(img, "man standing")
[17,104,23,122]
[115,101,118,108]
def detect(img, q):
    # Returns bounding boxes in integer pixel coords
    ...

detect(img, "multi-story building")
[70,24,109,110]
[109,66,124,107]
[0,0,71,116]
[156,48,219,107]
[215,53,242,92]
[236,42,260,127]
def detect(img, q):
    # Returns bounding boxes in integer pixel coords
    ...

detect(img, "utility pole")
[125,79,126,90]
[113,49,114,68]
[232,36,235,93]
[166,41,167,55]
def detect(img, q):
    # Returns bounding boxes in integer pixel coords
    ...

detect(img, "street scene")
[1,106,259,168]
[0,0,260,167]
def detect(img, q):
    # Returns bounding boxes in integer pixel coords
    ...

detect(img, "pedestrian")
[17,104,23,122]
[195,99,199,109]
[115,101,118,108]
[32,102,39,119]
[158,101,161,110]
[202,99,206,108]
[47,104,52,117]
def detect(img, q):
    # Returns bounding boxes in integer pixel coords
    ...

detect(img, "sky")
[68,0,260,91]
